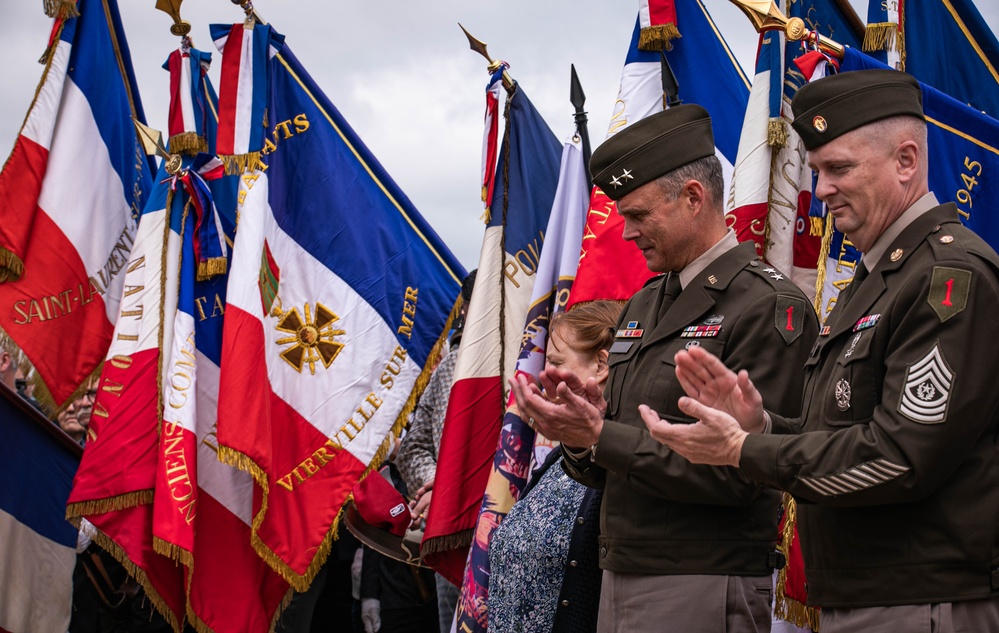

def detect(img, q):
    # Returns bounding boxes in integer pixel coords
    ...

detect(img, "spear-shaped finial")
[726,0,844,57]
[569,64,592,187]
[458,24,514,90]
[659,51,682,110]
[133,119,183,175]
[155,0,191,37]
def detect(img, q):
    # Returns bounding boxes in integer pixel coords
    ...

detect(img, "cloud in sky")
[0,1,996,268]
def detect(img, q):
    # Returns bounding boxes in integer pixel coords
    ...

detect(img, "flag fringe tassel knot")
[774,494,821,631]
[767,118,788,148]
[43,0,79,19]
[219,152,266,175]
[638,23,682,51]
[167,132,208,156]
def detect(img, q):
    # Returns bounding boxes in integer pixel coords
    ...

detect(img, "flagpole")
[726,0,845,59]
[459,24,515,92]
[570,64,592,188]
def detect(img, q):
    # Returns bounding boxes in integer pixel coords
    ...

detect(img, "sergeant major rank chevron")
[898,343,954,424]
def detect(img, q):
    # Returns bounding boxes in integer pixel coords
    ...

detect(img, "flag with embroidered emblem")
[863,0,999,117]
[454,134,589,630]
[0,0,152,413]
[567,0,749,308]
[422,81,561,586]
[215,33,464,591]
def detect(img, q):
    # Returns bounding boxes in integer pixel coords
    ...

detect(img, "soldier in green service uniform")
[644,69,999,632]
[509,104,818,633]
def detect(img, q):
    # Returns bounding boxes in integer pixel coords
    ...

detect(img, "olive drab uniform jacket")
[564,240,818,577]
[741,202,999,607]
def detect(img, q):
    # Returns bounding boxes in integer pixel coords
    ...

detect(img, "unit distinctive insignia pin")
[813,115,828,132]
[834,379,851,411]
[708,275,718,285]
[853,314,881,332]
[274,301,346,374]
[890,248,904,262]
[899,343,953,424]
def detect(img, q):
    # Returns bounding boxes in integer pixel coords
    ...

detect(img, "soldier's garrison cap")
[590,104,715,200]
[791,69,924,151]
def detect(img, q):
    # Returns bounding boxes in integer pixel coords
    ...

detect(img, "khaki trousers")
[821,597,999,633]
[596,571,773,633]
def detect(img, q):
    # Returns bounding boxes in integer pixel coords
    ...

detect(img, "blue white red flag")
[481,67,506,218]
[0,0,152,411]
[728,0,863,302]
[423,82,562,586]
[212,22,284,174]
[216,39,464,591]
[568,0,749,308]
[0,387,80,633]
[455,135,589,630]
[164,46,213,155]
[864,0,999,117]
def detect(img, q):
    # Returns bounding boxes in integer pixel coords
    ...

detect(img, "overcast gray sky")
[1,1,997,269]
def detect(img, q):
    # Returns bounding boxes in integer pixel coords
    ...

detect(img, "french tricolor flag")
[0,0,152,411]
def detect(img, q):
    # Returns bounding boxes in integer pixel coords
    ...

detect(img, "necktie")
[657,272,684,322]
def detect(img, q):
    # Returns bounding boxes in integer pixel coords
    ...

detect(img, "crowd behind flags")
[2,0,999,631]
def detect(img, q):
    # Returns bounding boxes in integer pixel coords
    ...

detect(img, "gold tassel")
[808,216,824,237]
[420,529,475,557]
[0,247,25,283]
[773,494,821,630]
[152,536,194,567]
[220,152,266,175]
[767,118,788,149]
[480,206,492,225]
[43,0,79,19]
[813,215,834,315]
[638,23,682,51]
[862,22,898,52]
[65,490,155,521]
[168,132,208,156]
[196,257,228,281]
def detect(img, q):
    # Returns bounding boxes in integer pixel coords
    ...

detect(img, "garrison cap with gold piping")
[589,104,715,201]
[790,69,924,151]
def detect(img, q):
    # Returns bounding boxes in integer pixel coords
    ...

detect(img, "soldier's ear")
[682,179,707,214]
[594,349,610,386]
[895,140,920,182]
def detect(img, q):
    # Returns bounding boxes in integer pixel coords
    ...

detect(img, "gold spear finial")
[458,24,515,90]
[155,0,191,37]
[726,0,844,58]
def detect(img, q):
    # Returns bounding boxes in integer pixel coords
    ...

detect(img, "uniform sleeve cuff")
[739,432,784,489]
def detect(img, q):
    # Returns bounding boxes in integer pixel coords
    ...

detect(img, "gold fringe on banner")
[638,23,682,51]
[419,528,474,557]
[767,118,788,148]
[65,489,155,520]
[808,216,824,237]
[0,247,24,283]
[43,0,79,19]
[862,22,898,52]
[168,132,208,156]
[813,215,834,314]
[152,536,193,568]
[220,152,265,175]
[216,295,464,592]
[66,517,183,633]
[774,494,821,630]
[196,257,227,281]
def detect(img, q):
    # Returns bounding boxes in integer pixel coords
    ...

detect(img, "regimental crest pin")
[274,301,346,375]
[834,378,851,411]
[898,343,954,424]
[813,115,828,132]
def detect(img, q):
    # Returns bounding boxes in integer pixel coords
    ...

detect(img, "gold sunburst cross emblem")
[275,302,346,374]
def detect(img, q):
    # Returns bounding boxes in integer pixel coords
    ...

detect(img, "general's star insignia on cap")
[609,174,623,189]
[890,248,904,262]
[813,115,828,132]
[940,235,954,244]
[763,267,776,273]
[620,168,634,182]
